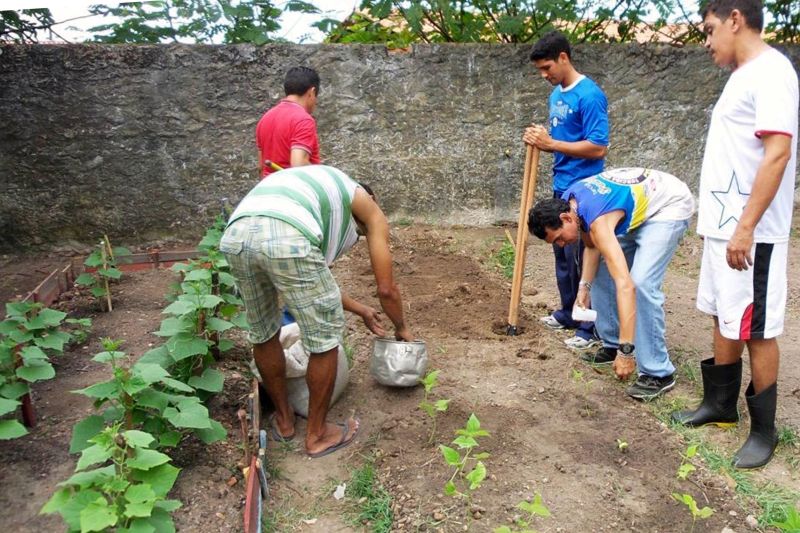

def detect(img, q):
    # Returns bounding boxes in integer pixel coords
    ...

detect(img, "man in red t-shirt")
[256,66,321,178]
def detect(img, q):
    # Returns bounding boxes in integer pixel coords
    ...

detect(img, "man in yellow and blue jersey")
[528,168,694,400]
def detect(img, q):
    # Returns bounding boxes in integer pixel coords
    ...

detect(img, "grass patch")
[649,397,800,527]
[261,493,317,532]
[491,240,515,279]
[395,217,414,227]
[346,457,393,532]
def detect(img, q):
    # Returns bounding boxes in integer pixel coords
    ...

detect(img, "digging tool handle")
[507,146,540,334]
[264,160,284,172]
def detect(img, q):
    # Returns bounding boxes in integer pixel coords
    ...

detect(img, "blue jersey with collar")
[549,76,609,192]
[562,175,635,237]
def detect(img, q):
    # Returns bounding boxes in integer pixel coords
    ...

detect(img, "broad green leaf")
[145,506,177,533]
[118,518,156,533]
[16,361,55,382]
[677,463,696,480]
[473,452,490,460]
[136,389,170,412]
[1,381,30,399]
[26,308,67,329]
[74,379,118,400]
[154,499,181,512]
[154,317,193,337]
[465,461,486,490]
[56,489,104,530]
[434,399,450,411]
[230,313,249,329]
[138,346,172,368]
[170,263,190,273]
[188,368,224,392]
[90,286,108,298]
[70,415,106,453]
[0,397,20,416]
[80,498,118,532]
[61,465,116,489]
[124,430,156,448]
[34,330,71,351]
[128,449,170,471]
[420,370,439,391]
[696,506,714,519]
[686,444,698,458]
[41,487,71,514]
[217,338,235,352]
[466,413,483,433]
[92,350,126,363]
[184,269,211,282]
[166,333,208,361]
[126,483,156,503]
[205,317,233,333]
[195,419,227,444]
[0,419,28,439]
[75,273,97,286]
[133,363,170,384]
[20,345,48,361]
[518,493,550,517]
[162,300,196,316]
[112,246,131,257]
[84,252,104,267]
[440,445,461,466]
[217,272,236,287]
[8,328,33,343]
[452,435,478,449]
[98,267,123,279]
[158,430,182,448]
[444,480,457,496]
[160,377,195,393]
[197,294,224,309]
[132,464,180,498]
[0,318,20,335]
[163,399,211,429]
[419,401,435,418]
[122,375,151,396]
[125,500,156,518]
[5,301,33,317]
[77,443,113,471]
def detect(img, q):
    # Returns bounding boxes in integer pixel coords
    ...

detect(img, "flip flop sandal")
[307,419,360,459]
[269,413,295,442]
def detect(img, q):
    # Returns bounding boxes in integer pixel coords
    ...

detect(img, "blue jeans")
[591,219,689,378]
[551,191,595,340]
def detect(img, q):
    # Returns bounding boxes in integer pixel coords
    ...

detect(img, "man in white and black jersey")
[671,0,798,469]
[221,165,414,458]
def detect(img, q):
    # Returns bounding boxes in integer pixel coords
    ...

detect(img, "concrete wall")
[0,43,797,249]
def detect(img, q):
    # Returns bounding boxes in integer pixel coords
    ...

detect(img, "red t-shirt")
[255,99,320,177]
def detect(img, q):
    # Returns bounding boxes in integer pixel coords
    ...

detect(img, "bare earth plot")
[0,220,798,532]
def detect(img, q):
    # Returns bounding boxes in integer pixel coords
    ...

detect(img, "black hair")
[700,0,764,31]
[528,197,571,240]
[529,30,572,62]
[283,66,320,97]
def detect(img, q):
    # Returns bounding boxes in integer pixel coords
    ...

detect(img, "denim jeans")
[591,219,689,378]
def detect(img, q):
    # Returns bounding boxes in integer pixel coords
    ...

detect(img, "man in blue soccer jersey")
[523,30,609,351]
[529,169,695,400]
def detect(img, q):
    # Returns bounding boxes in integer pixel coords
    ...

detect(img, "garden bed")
[0,223,798,532]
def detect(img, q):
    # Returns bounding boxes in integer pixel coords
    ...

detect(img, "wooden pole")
[507,146,540,335]
[100,240,113,312]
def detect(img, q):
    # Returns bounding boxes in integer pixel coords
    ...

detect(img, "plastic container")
[572,306,598,322]
[370,338,428,387]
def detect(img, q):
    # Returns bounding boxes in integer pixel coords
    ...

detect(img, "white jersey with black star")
[697,47,798,243]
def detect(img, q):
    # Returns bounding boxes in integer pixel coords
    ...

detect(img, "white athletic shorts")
[696,237,787,340]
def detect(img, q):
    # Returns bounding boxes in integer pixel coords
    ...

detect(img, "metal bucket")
[370,337,428,387]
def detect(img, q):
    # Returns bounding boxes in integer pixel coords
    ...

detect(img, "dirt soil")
[0,222,798,533]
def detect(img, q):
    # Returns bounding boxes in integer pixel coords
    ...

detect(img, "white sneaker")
[540,315,565,330]
[564,336,601,350]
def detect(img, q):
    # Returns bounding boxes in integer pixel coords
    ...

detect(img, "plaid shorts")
[220,216,344,353]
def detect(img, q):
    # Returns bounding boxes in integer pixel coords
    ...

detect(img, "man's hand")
[395,326,413,342]
[613,355,636,380]
[576,284,591,309]
[522,124,555,152]
[726,226,754,271]
[360,306,386,337]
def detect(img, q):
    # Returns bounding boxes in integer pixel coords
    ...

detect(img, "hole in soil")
[491,319,526,336]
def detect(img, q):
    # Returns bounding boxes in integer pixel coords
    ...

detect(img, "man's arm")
[589,211,636,379]
[727,133,792,270]
[341,292,386,337]
[575,245,601,310]
[351,188,413,341]
[523,125,607,159]
[289,148,311,167]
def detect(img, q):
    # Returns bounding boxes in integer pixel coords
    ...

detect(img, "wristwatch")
[618,343,635,356]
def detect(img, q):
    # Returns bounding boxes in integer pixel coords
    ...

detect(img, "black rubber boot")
[671,358,741,427]
[733,382,778,469]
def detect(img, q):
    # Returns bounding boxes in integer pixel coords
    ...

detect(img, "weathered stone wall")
[0,43,798,249]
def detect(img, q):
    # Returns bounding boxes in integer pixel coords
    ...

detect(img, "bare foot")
[305,417,360,457]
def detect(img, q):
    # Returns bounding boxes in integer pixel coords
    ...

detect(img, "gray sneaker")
[626,374,676,401]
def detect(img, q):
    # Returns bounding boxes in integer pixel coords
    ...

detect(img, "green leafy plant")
[672,492,713,532]
[0,302,91,439]
[770,505,800,532]
[676,444,699,480]
[75,238,131,311]
[616,438,629,453]
[346,458,393,532]
[72,339,226,450]
[42,423,182,532]
[440,414,490,514]
[494,493,551,533]
[492,241,515,279]
[419,370,450,444]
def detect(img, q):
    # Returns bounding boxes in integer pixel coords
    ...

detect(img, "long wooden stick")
[100,240,113,312]
[507,146,540,335]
